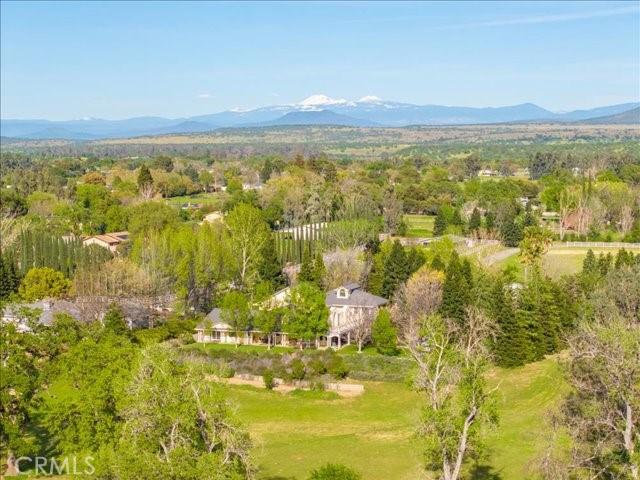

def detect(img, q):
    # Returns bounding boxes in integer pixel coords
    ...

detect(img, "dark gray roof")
[2,299,81,328]
[326,284,387,307]
[196,308,232,330]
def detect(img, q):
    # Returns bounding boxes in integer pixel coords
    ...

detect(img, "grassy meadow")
[226,356,566,480]
[492,246,638,281]
[403,214,435,238]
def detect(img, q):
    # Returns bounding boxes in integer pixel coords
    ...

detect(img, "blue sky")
[1,1,639,119]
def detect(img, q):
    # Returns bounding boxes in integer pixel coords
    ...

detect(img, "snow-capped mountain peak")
[297,94,350,107]
[357,95,383,103]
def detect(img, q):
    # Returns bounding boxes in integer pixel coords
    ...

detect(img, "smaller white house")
[194,307,290,346]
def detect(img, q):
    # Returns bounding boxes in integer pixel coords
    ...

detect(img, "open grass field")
[164,191,227,208]
[403,214,435,238]
[492,246,637,280]
[226,356,566,480]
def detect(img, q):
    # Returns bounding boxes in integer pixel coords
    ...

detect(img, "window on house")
[337,288,348,299]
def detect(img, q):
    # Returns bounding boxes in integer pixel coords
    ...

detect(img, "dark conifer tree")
[461,258,473,290]
[615,248,632,269]
[451,209,463,227]
[258,234,286,289]
[500,216,523,247]
[523,209,537,228]
[468,208,481,232]
[485,211,495,231]
[430,254,445,271]
[137,164,153,190]
[490,279,529,367]
[406,247,426,277]
[298,245,315,283]
[440,251,469,325]
[582,249,598,275]
[312,252,326,289]
[381,240,409,299]
[433,209,447,236]
[598,253,612,276]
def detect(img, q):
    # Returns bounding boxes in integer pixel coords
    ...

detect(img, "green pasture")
[403,214,435,238]
[227,356,567,480]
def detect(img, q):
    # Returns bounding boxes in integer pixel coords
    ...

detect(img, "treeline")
[13,229,112,276]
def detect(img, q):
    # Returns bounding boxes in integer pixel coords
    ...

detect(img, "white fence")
[556,241,640,249]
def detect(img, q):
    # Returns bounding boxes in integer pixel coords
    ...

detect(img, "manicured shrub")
[218,363,235,378]
[310,380,325,391]
[308,463,361,480]
[290,358,306,381]
[328,356,348,379]
[262,369,276,390]
[309,358,328,376]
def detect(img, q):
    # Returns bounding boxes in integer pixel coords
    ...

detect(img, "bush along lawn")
[181,343,414,382]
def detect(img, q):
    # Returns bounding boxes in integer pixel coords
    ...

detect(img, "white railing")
[556,241,640,249]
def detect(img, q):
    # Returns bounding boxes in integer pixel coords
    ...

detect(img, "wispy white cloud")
[438,5,640,30]
[197,93,213,99]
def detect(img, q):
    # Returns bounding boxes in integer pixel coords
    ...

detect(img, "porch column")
[347,331,351,345]
[338,335,342,348]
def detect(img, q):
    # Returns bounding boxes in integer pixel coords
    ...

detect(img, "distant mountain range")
[2,95,638,140]
[576,106,640,125]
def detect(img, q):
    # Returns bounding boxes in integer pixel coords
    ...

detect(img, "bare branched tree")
[392,269,497,480]
[550,266,640,479]
[346,307,376,353]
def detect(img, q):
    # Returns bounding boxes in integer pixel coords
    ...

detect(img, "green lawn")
[404,214,435,238]
[493,246,633,280]
[164,192,227,208]
[226,356,567,480]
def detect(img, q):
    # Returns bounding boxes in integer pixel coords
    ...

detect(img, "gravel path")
[481,247,519,266]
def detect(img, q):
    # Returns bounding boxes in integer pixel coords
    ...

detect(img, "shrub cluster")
[182,347,350,383]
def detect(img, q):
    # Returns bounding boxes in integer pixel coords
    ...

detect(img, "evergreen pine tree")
[366,252,385,296]
[461,258,473,289]
[523,209,537,228]
[406,247,426,276]
[451,209,463,226]
[485,211,495,231]
[298,245,314,283]
[500,216,523,247]
[312,252,326,289]
[440,251,468,324]
[430,254,445,271]
[615,248,631,269]
[137,164,153,190]
[258,235,286,289]
[490,280,529,367]
[433,209,447,236]
[381,241,409,299]
[582,249,598,275]
[598,253,612,276]
[468,208,481,232]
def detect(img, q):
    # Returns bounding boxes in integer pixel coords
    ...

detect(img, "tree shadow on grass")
[470,464,503,480]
